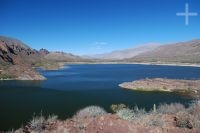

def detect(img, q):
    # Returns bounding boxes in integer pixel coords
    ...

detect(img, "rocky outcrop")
[39,48,50,55]
[0,36,45,80]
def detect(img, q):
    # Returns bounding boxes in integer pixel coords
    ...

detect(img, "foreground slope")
[12,102,200,133]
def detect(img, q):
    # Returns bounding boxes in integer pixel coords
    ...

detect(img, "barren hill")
[45,51,82,62]
[128,39,200,64]
[91,43,159,60]
[0,36,46,80]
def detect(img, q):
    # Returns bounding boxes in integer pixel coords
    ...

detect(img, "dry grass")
[116,101,200,129]
[157,103,185,114]
[8,100,200,132]
[74,105,107,119]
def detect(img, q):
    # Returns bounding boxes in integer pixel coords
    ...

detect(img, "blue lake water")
[1,64,200,131]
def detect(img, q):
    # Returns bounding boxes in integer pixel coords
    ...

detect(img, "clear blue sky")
[0,0,200,55]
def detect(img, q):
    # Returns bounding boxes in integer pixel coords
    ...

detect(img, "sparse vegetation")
[74,105,107,119]
[5,101,200,132]
[116,108,135,121]
[157,103,185,114]
[24,113,59,133]
[110,103,127,113]
[175,111,193,129]
[116,105,146,121]
[47,114,58,123]
[28,115,46,132]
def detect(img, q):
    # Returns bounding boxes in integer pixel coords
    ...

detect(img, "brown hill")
[128,39,200,64]
[44,51,82,62]
[39,48,50,55]
[90,43,160,60]
[0,36,45,80]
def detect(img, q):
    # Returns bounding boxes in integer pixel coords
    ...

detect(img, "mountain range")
[90,43,160,60]
[0,36,200,80]
[128,39,200,64]
[0,36,84,80]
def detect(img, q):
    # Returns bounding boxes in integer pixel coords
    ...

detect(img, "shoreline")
[1,62,200,81]
[64,61,200,67]
[119,78,200,99]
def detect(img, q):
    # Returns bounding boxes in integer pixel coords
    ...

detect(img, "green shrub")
[110,104,127,113]
[116,106,146,121]
[116,108,135,121]
[74,105,107,119]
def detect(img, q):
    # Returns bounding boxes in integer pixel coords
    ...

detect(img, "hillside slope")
[0,36,91,79]
[128,39,200,64]
[44,52,83,62]
[0,36,45,80]
[91,43,159,60]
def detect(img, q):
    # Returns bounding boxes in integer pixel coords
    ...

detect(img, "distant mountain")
[45,51,83,62]
[90,43,160,60]
[128,39,200,64]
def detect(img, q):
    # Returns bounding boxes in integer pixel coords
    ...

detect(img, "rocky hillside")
[128,39,200,64]
[0,36,45,80]
[0,36,86,80]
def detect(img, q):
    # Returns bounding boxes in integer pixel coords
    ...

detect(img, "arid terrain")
[9,101,200,133]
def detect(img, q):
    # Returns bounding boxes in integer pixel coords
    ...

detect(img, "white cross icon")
[176,3,198,25]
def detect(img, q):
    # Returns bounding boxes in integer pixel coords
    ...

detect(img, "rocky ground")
[7,101,200,133]
[15,114,199,133]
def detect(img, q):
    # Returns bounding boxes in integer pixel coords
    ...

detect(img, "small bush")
[47,114,58,123]
[133,106,146,118]
[74,106,107,119]
[110,104,127,113]
[157,103,185,114]
[28,115,45,132]
[187,100,200,128]
[116,108,135,121]
[175,111,193,129]
[188,100,200,117]
[147,114,164,127]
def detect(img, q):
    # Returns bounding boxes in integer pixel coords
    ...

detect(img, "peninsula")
[119,78,200,98]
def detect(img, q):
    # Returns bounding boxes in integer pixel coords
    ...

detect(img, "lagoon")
[1,64,200,131]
